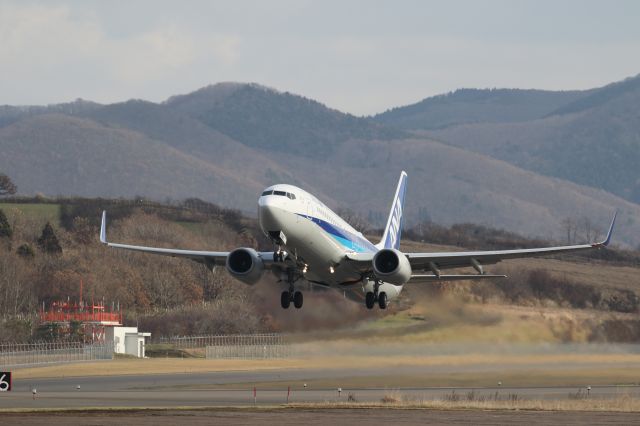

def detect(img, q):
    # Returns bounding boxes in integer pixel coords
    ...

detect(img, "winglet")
[596,210,617,247]
[100,211,107,244]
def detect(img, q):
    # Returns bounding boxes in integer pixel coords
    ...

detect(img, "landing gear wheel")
[378,292,388,309]
[365,292,375,309]
[293,291,303,309]
[281,291,291,309]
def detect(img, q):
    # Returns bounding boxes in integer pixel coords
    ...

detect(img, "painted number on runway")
[0,372,11,391]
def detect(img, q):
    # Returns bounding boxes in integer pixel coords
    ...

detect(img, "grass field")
[0,203,60,224]
[1,396,640,413]
[289,395,640,412]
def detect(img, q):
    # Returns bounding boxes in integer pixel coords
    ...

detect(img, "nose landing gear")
[273,248,286,263]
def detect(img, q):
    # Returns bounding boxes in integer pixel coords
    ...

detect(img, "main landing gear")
[280,267,303,309]
[281,290,303,309]
[365,280,387,310]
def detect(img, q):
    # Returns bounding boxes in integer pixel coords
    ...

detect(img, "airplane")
[99,171,616,310]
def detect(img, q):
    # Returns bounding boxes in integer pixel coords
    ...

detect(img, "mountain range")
[1,76,640,247]
[375,76,640,205]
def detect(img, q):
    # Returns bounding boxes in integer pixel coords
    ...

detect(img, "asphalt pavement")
[1,365,639,409]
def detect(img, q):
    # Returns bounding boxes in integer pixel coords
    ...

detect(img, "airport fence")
[0,341,114,367]
[156,334,290,359]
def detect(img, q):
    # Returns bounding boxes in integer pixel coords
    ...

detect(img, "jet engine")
[226,248,264,285]
[372,248,412,285]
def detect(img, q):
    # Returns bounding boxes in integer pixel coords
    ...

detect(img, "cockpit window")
[265,190,295,199]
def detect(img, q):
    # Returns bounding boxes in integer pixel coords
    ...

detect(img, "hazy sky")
[2,0,640,115]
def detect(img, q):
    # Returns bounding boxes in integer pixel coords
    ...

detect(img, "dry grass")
[379,389,403,404]
[2,396,640,413]
[293,388,640,412]
[386,305,583,344]
[290,395,640,412]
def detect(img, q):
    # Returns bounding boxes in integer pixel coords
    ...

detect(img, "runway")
[2,365,639,409]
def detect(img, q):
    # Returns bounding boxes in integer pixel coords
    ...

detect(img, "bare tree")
[336,208,372,233]
[0,174,17,196]
[580,216,594,243]
[561,217,578,244]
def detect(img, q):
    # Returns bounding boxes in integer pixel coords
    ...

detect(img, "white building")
[105,326,151,358]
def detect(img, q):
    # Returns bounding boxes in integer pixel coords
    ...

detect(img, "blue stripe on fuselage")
[296,214,377,253]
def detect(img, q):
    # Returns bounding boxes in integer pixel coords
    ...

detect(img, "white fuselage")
[258,184,402,298]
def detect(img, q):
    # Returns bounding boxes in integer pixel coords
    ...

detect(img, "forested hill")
[165,83,404,156]
[373,88,591,130]
[424,74,640,204]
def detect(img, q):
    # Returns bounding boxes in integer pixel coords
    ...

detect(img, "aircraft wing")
[99,211,274,269]
[409,274,507,283]
[346,212,616,277]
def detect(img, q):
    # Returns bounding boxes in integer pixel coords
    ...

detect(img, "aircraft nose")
[259,197,282,231]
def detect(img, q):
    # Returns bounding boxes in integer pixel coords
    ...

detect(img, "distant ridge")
[547,73,640,116]
[374,88,590,130]
[166,82,404,156]
[425,73,640,205]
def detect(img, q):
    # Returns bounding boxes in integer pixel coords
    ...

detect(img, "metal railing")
[0,341,114,367]
[155,334,290,359]
[205,334,290,359]
[156,333,285,349]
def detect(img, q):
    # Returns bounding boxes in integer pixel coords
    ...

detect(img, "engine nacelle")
[225,248,264,285]
[372,248,412,285]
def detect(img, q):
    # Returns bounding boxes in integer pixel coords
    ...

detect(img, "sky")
[1,0,640,115]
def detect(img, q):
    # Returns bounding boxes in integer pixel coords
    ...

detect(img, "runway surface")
[3,409,640,426]
[2,366,639,409]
